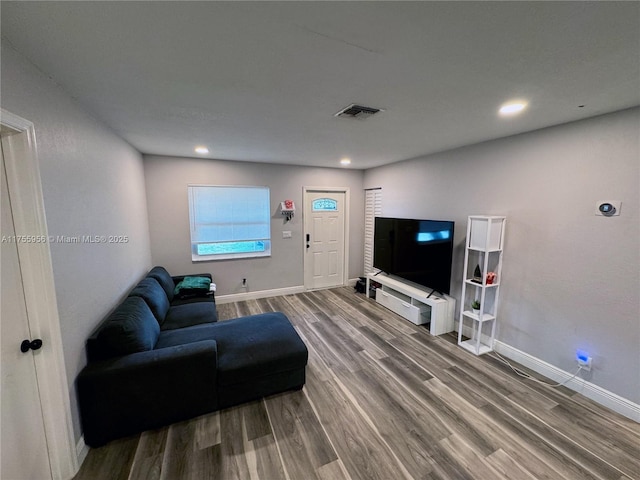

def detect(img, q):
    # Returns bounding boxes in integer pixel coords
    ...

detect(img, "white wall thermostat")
[595,201,621,216]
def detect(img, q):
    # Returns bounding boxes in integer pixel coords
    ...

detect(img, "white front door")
[1,144,52,480]
[303,190,346,290]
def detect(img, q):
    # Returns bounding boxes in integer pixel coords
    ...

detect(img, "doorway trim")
[1,109,78,479]
[302,186,350,290]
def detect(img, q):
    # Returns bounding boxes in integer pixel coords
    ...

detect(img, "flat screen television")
[373,217,455,294]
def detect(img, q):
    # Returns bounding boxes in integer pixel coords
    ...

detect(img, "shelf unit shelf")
[457,216,506,356]
[459,339,493,356]
[461,311,496,322]
[464,280,500,288]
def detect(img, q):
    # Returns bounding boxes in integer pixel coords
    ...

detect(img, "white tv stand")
[366,273,455,336]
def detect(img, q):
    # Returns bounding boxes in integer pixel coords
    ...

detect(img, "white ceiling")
[2,1,639,169]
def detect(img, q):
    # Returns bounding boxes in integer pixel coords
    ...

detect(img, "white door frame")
[302,186,350,290]
[1,109,78,479]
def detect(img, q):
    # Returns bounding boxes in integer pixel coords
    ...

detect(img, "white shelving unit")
[367,273,455,336]
[457,216,506,355]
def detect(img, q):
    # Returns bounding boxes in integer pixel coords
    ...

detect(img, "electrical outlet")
[576,349,592,371]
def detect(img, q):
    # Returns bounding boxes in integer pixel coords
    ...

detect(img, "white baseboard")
[494,340,640,423]
[216,285,305,304]
[216,281,360,304]
[76,435,89,469]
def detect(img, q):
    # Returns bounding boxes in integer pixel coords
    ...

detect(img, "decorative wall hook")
[281,200,295,222]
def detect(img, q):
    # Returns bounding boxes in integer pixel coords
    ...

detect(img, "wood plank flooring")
[74,287,640,480]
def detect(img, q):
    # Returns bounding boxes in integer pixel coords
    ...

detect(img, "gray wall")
[365,108,640,403]
[3,35,637,440]
[143,155,364,296]
[1,44,152,441]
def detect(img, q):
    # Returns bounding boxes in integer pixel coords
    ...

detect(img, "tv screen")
[373,217,454,294]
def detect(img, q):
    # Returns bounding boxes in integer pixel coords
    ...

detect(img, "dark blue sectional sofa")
[77,266,308,447]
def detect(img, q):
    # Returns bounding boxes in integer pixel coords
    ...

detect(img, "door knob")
[20,339,43,353]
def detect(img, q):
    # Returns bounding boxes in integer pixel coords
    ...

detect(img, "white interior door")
[304,190,346,290]
[1,143,52,480]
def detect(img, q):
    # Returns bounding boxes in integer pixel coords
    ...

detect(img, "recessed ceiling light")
[499,101,528,116]
[194,146,209,154]
[340,158,351,165]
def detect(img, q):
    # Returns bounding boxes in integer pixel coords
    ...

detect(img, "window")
[312,198,338,211]
[188,185,271,261]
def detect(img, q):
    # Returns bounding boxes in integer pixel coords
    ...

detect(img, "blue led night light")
[576,350,590,363]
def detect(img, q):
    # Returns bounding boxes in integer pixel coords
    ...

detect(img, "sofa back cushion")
[96,297,160,358]
[128,277,170,325]
[147,266,175,302]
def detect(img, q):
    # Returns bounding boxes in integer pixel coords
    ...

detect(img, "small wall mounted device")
[595,201,621,216]
[599,203,615,215]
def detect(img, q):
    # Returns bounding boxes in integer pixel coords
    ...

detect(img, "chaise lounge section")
[77,267,308,447]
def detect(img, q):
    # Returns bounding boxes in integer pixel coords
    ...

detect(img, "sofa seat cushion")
[155,323,220,349]
[170,294,215,307]
[128,277,170,325]
[147,266,175,302]
[212,313,308,387]
[97,297,160,358]
[161,302,218,331]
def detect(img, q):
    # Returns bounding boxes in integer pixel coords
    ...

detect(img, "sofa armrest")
[77,340,218,447]
[171,273,215,302]
[171,273,213,285]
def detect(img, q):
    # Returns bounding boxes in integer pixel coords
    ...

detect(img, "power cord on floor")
[491,351,584,388]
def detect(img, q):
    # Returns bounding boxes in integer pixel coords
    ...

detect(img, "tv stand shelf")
[366,274,455,335]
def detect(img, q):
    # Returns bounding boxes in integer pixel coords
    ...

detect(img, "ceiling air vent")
[334,104,382,119]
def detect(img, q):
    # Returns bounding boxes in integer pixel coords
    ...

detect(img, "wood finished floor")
[74,287,640,480]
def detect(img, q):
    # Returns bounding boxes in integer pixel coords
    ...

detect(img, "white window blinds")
[364,188,382,274]
[188,185,271,261]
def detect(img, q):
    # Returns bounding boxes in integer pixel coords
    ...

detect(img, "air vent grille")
[335,104,382,119]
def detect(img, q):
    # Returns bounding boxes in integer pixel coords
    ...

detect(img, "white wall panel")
[1,44,152,441]
[144,156,364,295]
